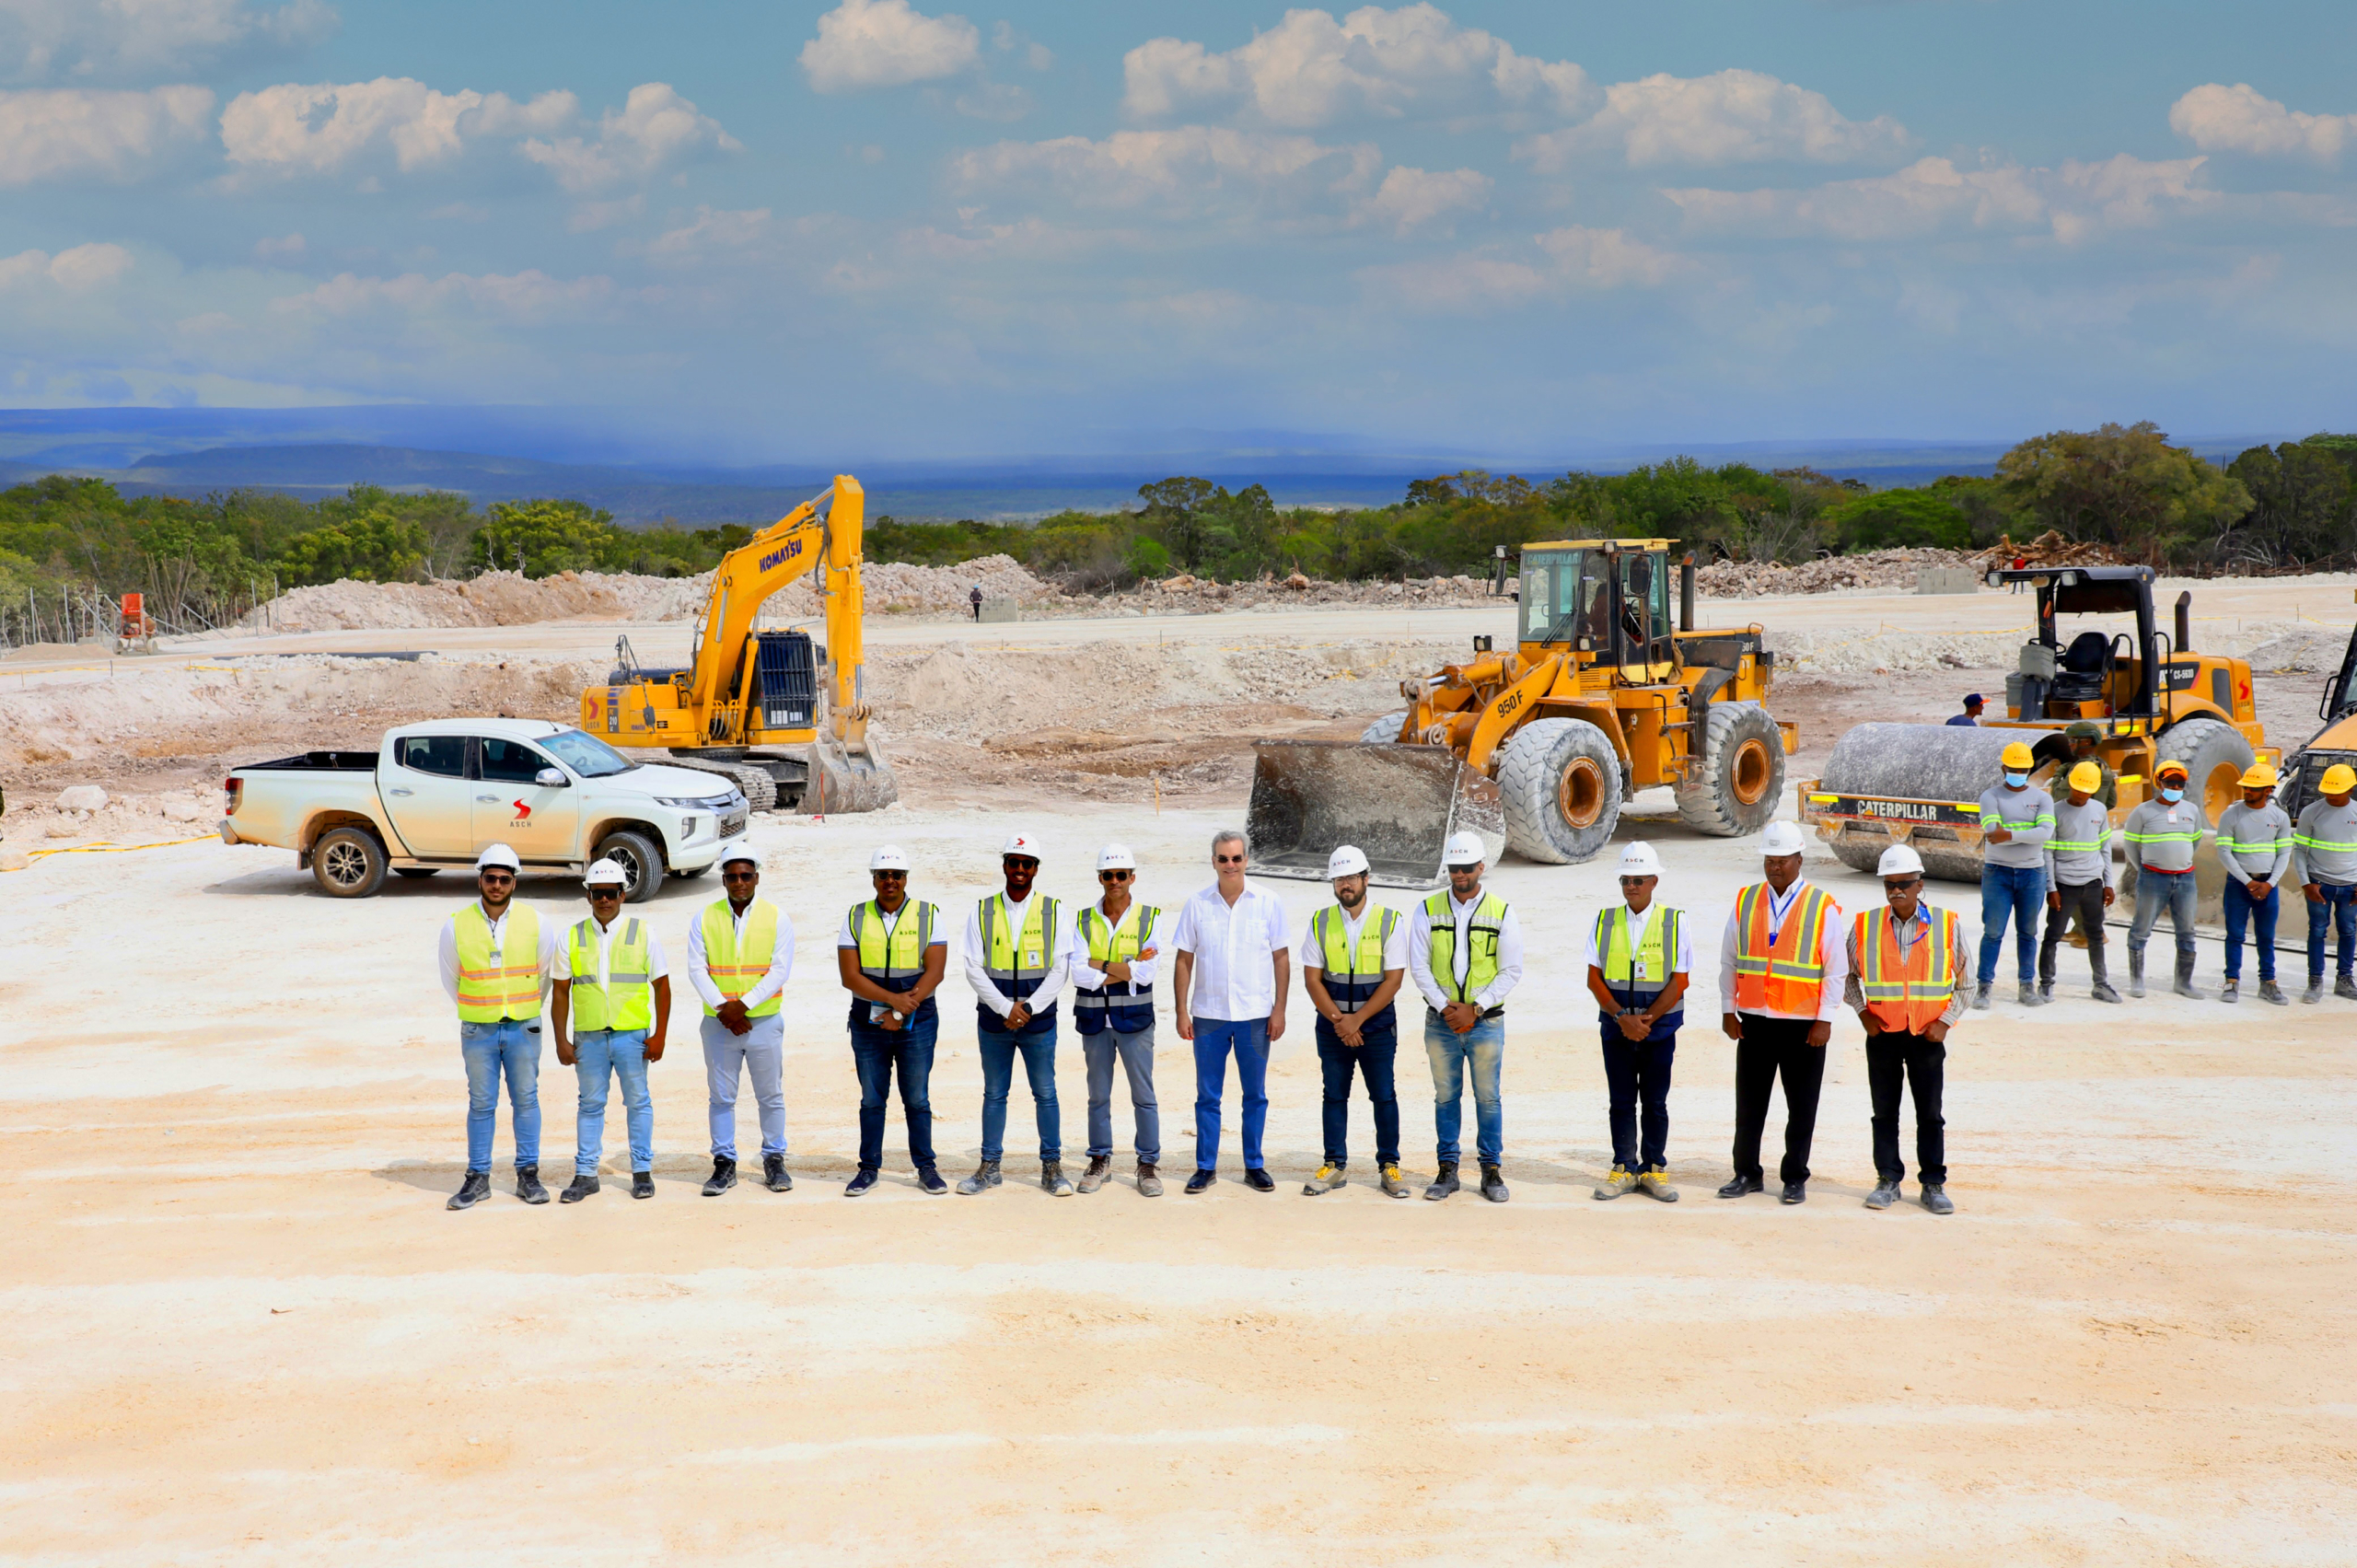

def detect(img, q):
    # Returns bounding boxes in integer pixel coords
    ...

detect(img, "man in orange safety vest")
[1843,842,1966,1215]
[1717,820,1847,1205]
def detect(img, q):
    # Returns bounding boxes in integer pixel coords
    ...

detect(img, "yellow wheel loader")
[578,474,897,814]
[1246,539,1796,886]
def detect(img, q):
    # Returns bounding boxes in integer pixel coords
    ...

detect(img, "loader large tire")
[1499,718,1623,865]
[1359,710,1410,744]
[2156,716,2255,824]
[1675,702,1786,838]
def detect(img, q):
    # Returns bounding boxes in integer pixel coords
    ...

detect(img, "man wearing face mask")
[2122,760,2207,998]
[1973,741,2055,1010]
[2039,760,2122,1004]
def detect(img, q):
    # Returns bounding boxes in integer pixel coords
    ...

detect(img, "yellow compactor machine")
[1247,539,1795,886]
[579,474,897,814]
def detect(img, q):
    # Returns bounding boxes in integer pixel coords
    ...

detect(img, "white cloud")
[2170,82,2357,165]
[643,205,775,261]
[1518,68,1910,169]
[801,0,979,92]
[253,231,303,260]
[0,241,135,289]
[270,268,619,321]
[1358,224,1683,310]
[1124,4,1591,128]
[1358,164,1490,233]
[0,84,210,184]
[0,0,332,85]
[520,83,738,193]
[1661,153,2210,245]
[951,125,1382,217]
[220,77,575,176]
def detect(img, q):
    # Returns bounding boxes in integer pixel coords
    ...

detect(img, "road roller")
[1801,563,2277,882]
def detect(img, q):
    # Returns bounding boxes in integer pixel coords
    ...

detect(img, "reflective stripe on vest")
[700,899,782,1017]
[1074,902,1155,1033]
[851,899,935,986]
[568,916,652,1032]
[1853,905,1959,1035]
[1594,903,1680,1000]
[1423,890,1507,1006]
[1314,904,1399,1013]
[1731,882,1832,1015]
[980,893,1060,1004]
[453,901,541,1022]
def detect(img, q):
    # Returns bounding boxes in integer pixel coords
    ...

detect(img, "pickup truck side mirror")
[534,767,569,788]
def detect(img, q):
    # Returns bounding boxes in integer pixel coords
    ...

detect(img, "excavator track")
[656,757,780,813]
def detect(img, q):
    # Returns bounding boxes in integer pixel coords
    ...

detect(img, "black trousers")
[1600,1032,1676,1169]
[2038,878,2110,985]
[1865,1030,1946,1185]
[1731,1014,1825,1183]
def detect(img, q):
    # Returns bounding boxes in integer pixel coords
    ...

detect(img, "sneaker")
[1594,1164,1637,1201]
[956,1159,1002,1195]
[1184,1168,1216,1194]
[2092,980,2123,1004]
[844,1167,879,1197]
[2038,976,2054,1001]
[2338,976,2357,1001]
[2303,980,2324,1004]
[1423,1161,1460,1201]
[1041,1160,1075,1196]
[2258,979,2289,1006]
[1971,981,1992,1011]
[1378,1164,1411,1199]
[2017,981,2046,1007]
[447,1170,491,1211]
[1242,1167,1276,1192]
[915,1166,949,1195]
[1780,1179,1806,1205]
[2220,978,2239,1005]
[702,1156,737,1197]
[1921,1183,1956,1215]
[516,1167,549,1205]
[1479,1164,1509,1202]
[1134,1162,1163,1197]
[1077,1155,1113,1194]
[1864,1179,1900,1211]
[1638,1167,1679,1202]
[1304,1162,1348,1195]
[762,1154,793,1192]
[631,1170,654,1200]
[560,1174,599,1203]
[1716,1173,1763,1200]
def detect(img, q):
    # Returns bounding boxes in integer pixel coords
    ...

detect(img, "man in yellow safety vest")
[1583,842,1690,1202]
[959,831,1073,1195]
[687,851,795,1196]
[1717,820,1848,1205]
[551,858,671,1202]
[436,842,558,1210]
[1070,842,1164,1196]
[1844,842,1966,1214]
[1407,830,1524,1203]
[1301,843,1410,1199]
[836,843,948,1195]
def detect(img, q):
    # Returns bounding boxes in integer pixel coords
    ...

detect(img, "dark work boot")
[560,1173,598,1203]
[1780,1179,1806,1205]
[2219,978,2239,1005]
[515,1167,549,1205]
[916,1166,948,1195]
[631,1170,655,1200]
[2337,975,2357,1001]
[2258,979,2289,1005]
[1864,1179,1901,1211]
[1423,1160,1460,1201]
[1041,1159,1074,1196]
[447,1170,491,1211]
[1479,1164,1509,1202]
[2128,947,2146,998]
[2174,954,2205,1000]
[702,1156,737,1196]
[957,1159,1002,1195]
[763,1154,793,1192]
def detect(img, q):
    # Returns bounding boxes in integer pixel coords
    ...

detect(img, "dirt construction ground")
[5,578,2356,1564]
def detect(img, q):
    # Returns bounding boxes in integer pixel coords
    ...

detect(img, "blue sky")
[3,0,2355,464]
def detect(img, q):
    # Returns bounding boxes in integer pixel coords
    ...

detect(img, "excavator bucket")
[803,736,900,814]
[1246,741,1505,889]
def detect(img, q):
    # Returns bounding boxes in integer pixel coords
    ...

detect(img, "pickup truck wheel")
[594,830,666,903]
[313,827,389,898]
[393,867,440,878]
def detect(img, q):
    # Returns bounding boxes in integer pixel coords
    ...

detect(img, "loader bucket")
[1246,741,1506,889]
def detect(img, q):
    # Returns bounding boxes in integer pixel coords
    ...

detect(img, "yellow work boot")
[1637,1166,1679,1202]
[1303,1162,1348,1195]
[1594,1164,1637,1201]
[1377,1163,1411,1199]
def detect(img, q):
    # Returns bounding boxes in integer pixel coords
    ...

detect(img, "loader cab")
[1519,539,1678,682]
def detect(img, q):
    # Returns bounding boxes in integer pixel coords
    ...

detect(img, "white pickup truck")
[222,717,751,900]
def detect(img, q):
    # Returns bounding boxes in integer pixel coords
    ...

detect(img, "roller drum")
[1817,723,2029,803]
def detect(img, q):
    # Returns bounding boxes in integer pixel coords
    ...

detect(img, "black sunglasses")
[721,869,760,882]
[1099,869,1132,880]
[588,887,623,899]
[1618,875,1653,886]
[478,871,515,884]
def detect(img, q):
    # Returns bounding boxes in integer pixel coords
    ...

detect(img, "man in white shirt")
[1716,820,1848,1205]
[1300,843,1411,1198]
[436,842,559,1210]
[686,852,795,1196]
[550,858,671,1202]
[958,831,1074,1196]
[1170,829,1291,1194]
[1583,842,1690,1202]
[1407,830,1524,1202]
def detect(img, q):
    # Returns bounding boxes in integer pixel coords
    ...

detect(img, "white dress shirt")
[1297,904,1411,975]
[685,898,795,1012]
[1068,899,1161,992]
[435,900,558,1005]
[961,889,1073,1018]
[1716,878,1849,1022]
[1171,881,1291,1022]
[1406,889,1525,1012]
[1578,900,1696,976]
[550,912,672,988]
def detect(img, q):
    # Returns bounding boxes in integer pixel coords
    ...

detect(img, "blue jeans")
[2130,868,2198,959]
[1978,863,2047,983]
[1424,1013,1504,1167]
[979,1025,1061,1163]
[460,1017,540,1174]
[1191,1018,1271,1171]
[2223,880,2279,982]
[2309,881,2357,980]
[851,1014,937,1170]
[573,1028,652,1176]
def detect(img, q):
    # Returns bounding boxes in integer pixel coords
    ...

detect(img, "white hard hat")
[1097,842,1136,871]
[584,857,628,886]
[476,842,521,872]
[1759,820,1806,856]
[1328,844,1370,878]
[1618,842,1662,877]
[870,844,911,872]
[1876,843,1926,877]
[1442,830,1486,867]
[1001,832,1041,858]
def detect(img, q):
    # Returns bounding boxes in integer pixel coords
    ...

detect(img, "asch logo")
[511,800,533,825]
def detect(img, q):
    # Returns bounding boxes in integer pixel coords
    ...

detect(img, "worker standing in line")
[1300,844,1411,1200]
[1070,843,1163,1197]
[1407,830,1523,1203]
[438,843,558,1210]
[551,859,670,1202]
[1171,830,1292,1193]
[959,832,1073,1196]
[836,844,949,1196]
[2122,760,2207,999]
[2056,722,2119,948]
[1717,820,1847,1206]
[2293,762,2357,1002]
[2039,760,2122,1004]
[688,852,795,1195]
[1844,844,1965,1215]
[2216,763,2293,1006]
[1583,842,1689,1203]
[1975,741,2055,1009]
[1946,694,1984,727]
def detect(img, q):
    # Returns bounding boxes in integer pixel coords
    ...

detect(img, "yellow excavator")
[578,474,897,813]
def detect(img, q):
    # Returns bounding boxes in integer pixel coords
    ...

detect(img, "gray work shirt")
[2123,797,2205,875]
[2293,798,2357,887]
[1978,784,2055,870]
[2214,801,2293,885]
[2045,796,2116,889]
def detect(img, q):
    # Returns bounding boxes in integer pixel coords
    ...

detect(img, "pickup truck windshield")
[540,728,639,778]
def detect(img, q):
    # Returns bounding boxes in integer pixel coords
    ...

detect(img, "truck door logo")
[512,800,533,824]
